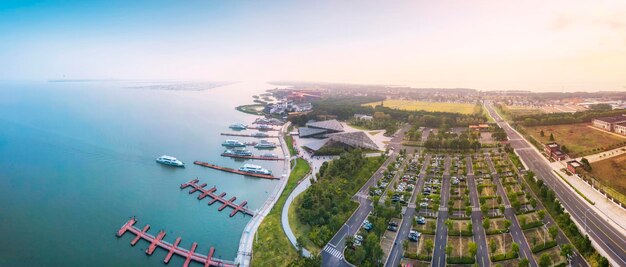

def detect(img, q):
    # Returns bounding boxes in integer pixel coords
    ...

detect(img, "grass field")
[525,123,626,157]
[289,194,321,254]
[501,105,545,117]
[252,158,310,266]
[589,153,626,195]
[363,100,476,115]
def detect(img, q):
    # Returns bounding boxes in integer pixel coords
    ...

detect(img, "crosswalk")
[408,203,416,208]
[504,204,512,208]
[472,207,481,211]
[323,245,344,260]
[439,207,448,211]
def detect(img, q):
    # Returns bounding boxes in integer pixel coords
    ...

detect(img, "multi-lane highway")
[485,103,626,266]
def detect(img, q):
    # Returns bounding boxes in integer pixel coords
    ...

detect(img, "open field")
[363,100,476,115]
[588,153,626,195]
[502,105,545,117]
[252,158,311,266]
[525,123,626,157]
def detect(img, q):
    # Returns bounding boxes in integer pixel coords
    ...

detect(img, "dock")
[116,218,236,267]
[220,133,278,138]
[180,179,255,217]
[247,126,278,131]
[193,161,279,180]
[221,153,284,161]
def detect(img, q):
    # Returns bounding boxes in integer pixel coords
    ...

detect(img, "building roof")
[306,119,344,132]
[594,115,626,124]
[328,131,379,150]
[298,127,328,138]
[567,160,582,167]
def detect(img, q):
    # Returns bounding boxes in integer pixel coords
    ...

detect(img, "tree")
[538,210,546,221]
[490,239,496,253]
[511,242,520,256]
[560,244,573,258]
[424,239,434,254]
[548,226,559,240]
[519,215,527,226]
[504,220,512,230]
[581,158,592,172]
[540,130,545,137]
[539,253,552,267]
[549,133,555,141]
[467,222,473,233]
[519,258,530,267]
[468,242,478,257]
[445,219,453,230]
[483,218,491,231]
[445,245,453,256]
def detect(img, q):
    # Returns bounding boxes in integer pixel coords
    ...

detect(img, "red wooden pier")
[220,153,284,161]
[116,218,236,267]
[181,178,255,217]
[193,161,278,180]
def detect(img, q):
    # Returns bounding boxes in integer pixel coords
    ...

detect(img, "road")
[485,103,626,266]
[321,126,409,267]
[465,155,490,267]
[386,154,431,267]
[432,155,451,267]
[485,155,538,267]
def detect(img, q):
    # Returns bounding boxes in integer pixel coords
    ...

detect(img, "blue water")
[0,81,284,266]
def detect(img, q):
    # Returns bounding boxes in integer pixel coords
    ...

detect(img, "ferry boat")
[155,155,185,167]
[239,164,272,175]
[229,123,247,130]
[257,124,273,130]
[223,148,253,157]
[222,139,246,147]
[254,139,277,149]
[260,153,278,158]
[251,132,269,137]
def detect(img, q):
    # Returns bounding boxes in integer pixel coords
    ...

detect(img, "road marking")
[323,245,344,260]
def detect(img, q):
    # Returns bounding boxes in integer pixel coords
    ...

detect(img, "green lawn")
[289,194,321,254]
[363,99,476,115]
[285,134,297,156]
[252,158,311,266]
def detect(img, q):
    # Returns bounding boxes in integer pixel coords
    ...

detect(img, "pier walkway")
[221,153,284,161]
[181,179,254,217]
[116,218,236,267]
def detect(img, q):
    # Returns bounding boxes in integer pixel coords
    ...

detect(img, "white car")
[419,202,429,207]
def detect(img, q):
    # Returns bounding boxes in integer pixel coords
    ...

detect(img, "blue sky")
[1,0,625,91]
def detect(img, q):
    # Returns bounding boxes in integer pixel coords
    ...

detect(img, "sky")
[1,0,625,91]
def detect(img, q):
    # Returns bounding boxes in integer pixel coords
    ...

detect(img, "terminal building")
[298,119,344,138]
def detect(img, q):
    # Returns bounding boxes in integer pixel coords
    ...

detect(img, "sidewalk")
[282,173,313,257]
[550,161,626,234]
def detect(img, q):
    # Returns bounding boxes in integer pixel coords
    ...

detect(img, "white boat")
[254,139,277,149]
[222,139,246,147]
[239,164,272,175]
[223,148,253,157]
[260,153,278,158]
[229,123,247,130]
[156,155,185,167]
[251,132,269,137]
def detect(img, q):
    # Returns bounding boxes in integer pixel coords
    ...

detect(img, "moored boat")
[156,155,185,167]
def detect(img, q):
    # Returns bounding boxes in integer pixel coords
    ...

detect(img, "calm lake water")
[0,81,285,266]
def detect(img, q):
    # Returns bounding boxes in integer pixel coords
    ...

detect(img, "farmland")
[363,100,477,115]
[524,123,626,157]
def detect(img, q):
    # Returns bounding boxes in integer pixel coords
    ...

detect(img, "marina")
[116,218,236,267]
[193,161,279,179]
[180,178,254,217]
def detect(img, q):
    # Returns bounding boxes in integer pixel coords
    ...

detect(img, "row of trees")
[497,103,626,127]
[296,150,385,247]
[525,172,609,267]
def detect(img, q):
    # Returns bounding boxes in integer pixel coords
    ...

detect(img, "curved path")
[281,173,313,257]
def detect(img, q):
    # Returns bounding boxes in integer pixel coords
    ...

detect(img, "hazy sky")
[1,0,625,91]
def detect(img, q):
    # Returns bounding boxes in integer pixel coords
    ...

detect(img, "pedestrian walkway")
[323,245,344,260]
[281,172,313,258]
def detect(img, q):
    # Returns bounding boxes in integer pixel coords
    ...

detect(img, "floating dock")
[193,161,279,180]
[116,218,236,267]
[221,153,284,161]
[180,179,254,217]
[220,133,278,138]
